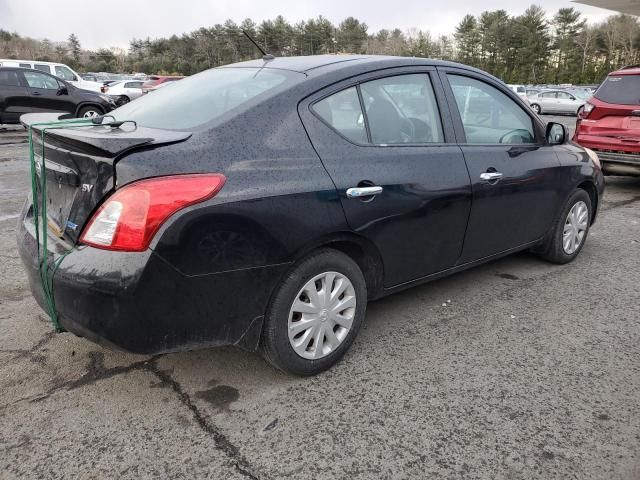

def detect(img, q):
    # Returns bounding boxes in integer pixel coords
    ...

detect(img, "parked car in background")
[573,66,640,176]
[17,55,603,376]
[0,59,103,92]
[507,84,528,101]
[141,75,184,93]
[103,80,144,105]
[528,89,585,115]
[526,88,541,98]
[0,67,115,123]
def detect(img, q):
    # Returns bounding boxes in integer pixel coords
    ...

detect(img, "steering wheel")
[499,129,532,144]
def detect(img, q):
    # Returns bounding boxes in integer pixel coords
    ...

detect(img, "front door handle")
[480,172,503,181]
[346,186,383,198]
[32,91,41,95]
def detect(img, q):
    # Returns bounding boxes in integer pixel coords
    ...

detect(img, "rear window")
[0,70,20,86]
[595,75,640,105]
[113,68,298,130]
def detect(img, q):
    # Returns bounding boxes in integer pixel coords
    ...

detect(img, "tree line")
[1,5,638,84]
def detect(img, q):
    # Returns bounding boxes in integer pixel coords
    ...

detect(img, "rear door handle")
[346,186,383,198]
[480,172,503,181]
[31,91,41,95]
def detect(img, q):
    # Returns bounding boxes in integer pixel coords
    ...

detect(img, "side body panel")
[438,67,573,263]
[299,67,472,287]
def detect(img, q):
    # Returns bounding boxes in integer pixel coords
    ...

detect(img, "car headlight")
[584,147,601,169]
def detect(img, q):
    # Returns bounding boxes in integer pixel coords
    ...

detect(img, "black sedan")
[17,55,604,376]
[0,67,114,123]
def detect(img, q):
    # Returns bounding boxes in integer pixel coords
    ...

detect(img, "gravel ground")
[1,119,639,480]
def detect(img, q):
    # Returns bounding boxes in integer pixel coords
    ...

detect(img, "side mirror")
[546,122,568,145]
[56,86,68,96]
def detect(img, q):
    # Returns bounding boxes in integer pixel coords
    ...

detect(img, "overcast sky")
[0,0,618,50]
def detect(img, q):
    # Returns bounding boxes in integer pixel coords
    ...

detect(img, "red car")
[141,75,184,94]
[573,66,640,176]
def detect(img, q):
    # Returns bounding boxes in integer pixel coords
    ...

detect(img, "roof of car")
[223,54,464,74]
[609,66,640,76]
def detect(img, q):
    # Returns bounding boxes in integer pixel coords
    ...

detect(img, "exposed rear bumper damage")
[17,200,287,354]
[573,131,640,176]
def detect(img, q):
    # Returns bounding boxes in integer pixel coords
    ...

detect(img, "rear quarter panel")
[114,89,349,276]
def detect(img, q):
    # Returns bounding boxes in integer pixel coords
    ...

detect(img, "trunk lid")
[23,113,191,246]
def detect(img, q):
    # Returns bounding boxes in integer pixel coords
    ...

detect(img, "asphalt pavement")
[1,117,639,479]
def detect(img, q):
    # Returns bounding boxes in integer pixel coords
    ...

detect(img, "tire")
[530,103,541,114]
[261,248,367,376]
[77,105,103,119]
[538,189,592,264]
[117,95,130,106]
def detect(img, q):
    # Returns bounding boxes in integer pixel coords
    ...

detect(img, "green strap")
[28,118,95,331]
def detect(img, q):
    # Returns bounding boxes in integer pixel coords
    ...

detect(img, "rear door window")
[313,87,367,144]
[448,74,535,144]
[595,75,640,105]
[0,70,21,86]
[23,71,60,89]
[360,74,444,144]
[19,63,31,69]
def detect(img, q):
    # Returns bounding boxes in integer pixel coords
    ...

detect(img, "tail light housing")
[80,174,226,252]
[581,102,595,118]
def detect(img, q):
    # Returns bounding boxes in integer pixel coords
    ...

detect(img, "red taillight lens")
[80,174,226,251]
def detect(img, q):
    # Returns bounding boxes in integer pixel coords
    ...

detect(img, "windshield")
[595,75,640,105]
[113,68,299,130]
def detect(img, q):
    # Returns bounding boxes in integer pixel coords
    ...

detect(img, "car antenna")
[242,30,274,61]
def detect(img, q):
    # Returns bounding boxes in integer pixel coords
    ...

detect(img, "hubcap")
[563,200,588,254]
[82,110,100,118]
[288,271,356,360]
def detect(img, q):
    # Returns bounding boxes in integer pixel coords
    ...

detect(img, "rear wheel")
[116,95,130,106]
[261,249,367,376]
[530,103,541,114]
[78,105,103,119]
[538,189,591,264]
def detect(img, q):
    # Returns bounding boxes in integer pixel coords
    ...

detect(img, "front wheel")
[78,105,103,119]
[538,189,592,264]
[530,103,541,114]
[261,249,367,376]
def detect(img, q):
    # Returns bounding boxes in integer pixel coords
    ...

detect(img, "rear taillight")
[582,102,595,115]
[80,174,226,252]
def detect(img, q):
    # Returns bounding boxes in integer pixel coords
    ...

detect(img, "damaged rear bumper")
[16,201,287,354]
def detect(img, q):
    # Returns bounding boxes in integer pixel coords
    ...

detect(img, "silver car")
[529,89,585,115]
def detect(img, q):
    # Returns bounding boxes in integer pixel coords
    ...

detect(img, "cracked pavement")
[1,119,639,479]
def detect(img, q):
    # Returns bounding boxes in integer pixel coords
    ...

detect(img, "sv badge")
[81,184,94,193]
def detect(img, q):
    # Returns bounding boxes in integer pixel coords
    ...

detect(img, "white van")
[0,59,102,92]
[507,84,529,102]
